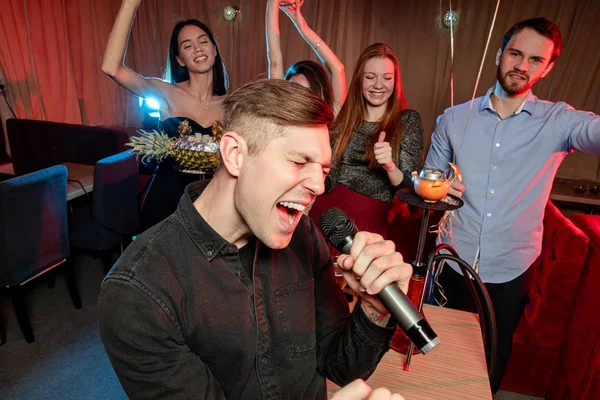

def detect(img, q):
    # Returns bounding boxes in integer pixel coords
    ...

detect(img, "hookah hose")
[426,244,498,379]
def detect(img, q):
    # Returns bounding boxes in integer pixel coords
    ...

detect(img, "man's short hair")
[501,18,563,63]
[222,79,334,155]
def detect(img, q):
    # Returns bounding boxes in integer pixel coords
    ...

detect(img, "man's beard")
[497,67,532,95]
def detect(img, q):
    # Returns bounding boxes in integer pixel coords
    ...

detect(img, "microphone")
[319,207,440,354]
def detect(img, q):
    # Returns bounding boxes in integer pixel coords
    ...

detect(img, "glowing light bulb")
[223,6,240,21]
[443,10,459,29]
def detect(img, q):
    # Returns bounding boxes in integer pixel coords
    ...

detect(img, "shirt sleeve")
[424,111,454,172]
[98,277,227,400]
[560,105,600,156]
[397,110,424,188]
[305,218,394,387]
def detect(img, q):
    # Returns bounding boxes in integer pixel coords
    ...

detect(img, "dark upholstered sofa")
[547,213,600,400]
[501,201,591,396]
[7,118,131,176]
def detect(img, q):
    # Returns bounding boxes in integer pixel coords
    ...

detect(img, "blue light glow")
[144,98,160,110]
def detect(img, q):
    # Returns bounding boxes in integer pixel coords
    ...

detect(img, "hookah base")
[390,328,421,355]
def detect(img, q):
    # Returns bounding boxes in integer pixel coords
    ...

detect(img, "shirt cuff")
[351,300,395,347]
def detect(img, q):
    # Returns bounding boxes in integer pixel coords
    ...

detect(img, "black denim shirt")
[98,181,394,399]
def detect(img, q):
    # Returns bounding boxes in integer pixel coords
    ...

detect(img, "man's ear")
[541,61,555,78]
[219,131,246,177]
[495,48,502,66]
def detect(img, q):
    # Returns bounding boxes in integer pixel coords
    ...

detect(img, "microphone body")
[319,208,439,354]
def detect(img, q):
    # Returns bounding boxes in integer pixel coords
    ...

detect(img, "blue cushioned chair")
[69,151,139,273]
[0,165,81,343]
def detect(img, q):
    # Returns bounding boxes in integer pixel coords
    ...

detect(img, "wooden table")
[63,162,94,201]
[550,178,600,207]
[327,305,492,400]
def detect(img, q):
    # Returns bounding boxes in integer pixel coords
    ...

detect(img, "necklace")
[204,86,211,110]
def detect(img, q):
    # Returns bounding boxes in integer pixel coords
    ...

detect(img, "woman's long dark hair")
[284,60,334,109]
[163,19,228,96]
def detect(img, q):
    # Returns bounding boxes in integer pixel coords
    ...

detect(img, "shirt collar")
[480,86,536,116]
[176,180,232,261]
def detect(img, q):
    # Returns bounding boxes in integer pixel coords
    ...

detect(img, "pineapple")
[172,136,220,171]
[177,119,193,136]
[211,120,224,140]
[126,129,173,164]
[126,121,223,172]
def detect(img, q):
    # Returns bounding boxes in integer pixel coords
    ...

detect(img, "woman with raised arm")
[266,0,346,115]
[102,0,228,231]
[309,43,423,257]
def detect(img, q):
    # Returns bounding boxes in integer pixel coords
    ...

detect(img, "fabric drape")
[1,0,599,176]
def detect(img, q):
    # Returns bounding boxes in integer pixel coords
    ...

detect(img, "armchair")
[0,165,81,343]
[69,151,139,273]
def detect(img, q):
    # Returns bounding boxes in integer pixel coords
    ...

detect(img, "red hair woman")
[309,43,423,257]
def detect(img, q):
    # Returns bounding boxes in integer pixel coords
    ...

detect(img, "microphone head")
[318,208,358,252]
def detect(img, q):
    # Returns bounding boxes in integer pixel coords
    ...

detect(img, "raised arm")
[282,0,347,113]
[266,0,285,79]
[374,111,423,188]
[561,106,600,156]
[102,0,165,100]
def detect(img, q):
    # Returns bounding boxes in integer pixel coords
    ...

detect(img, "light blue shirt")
[425,88,600,283]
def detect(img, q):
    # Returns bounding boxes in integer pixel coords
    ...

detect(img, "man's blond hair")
[222,79,333,155]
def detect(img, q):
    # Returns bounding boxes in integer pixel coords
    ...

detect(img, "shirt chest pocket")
[275,279,316,358]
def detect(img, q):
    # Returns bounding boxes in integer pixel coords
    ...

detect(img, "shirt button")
[490,190,495,194]
[240,271,245,278]
[483,236,487,240]
[493,166,497,171]
[261,357,267,365]
[501,120,506,124]
[487,213,492,217]
[495,143,500,147]
[228,245,237,254]
[207,250,213,257]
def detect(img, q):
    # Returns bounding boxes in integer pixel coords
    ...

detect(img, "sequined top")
[327,110,423,202]
[160,117,213,139]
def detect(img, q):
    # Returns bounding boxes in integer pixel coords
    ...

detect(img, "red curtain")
[1,0,599,156]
